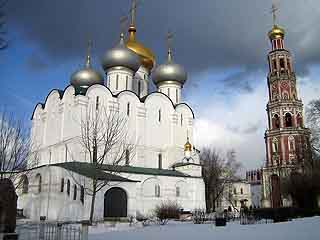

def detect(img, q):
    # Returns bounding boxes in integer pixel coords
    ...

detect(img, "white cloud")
[191,67,320,173]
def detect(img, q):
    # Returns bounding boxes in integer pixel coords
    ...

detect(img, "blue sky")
[2,0,320,172]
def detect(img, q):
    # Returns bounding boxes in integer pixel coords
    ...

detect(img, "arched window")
[287,58,291,72]
[116,74,119,90]
[158,153,162,169]
[297,113,303,128]
[73,185,77,200]
[155,184,160,197]
[127,103,130,116]
[288,136,295,152]
[285,113,293,127]
[280,58,285,70]
[35,174,42,193]
[272,138,279,153]
[60,178,64,192]
[80,185,85,204]
[125,149,130,165]
[21,175,29,194]
[176,186,180,197]
[283,92,289,100]
[158,109,161,123]
[240,188,243,194]
[67,179,70,196]
[273,114,280,129]
[272,59,277,72]
[233,188,236,195]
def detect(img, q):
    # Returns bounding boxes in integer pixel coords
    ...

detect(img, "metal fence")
[16,221,87,240]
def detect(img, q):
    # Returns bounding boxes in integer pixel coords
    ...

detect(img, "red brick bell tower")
[261,5,311,208]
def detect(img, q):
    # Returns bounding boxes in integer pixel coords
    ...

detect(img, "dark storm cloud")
[7,0,320,76]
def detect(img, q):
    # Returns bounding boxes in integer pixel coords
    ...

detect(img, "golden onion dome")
[268,25,285,40]
[184,138,192,152]
[126,26,155,70]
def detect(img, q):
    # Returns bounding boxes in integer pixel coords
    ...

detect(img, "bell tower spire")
[262,1,311,209]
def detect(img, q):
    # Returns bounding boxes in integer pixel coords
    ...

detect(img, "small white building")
[216,180,252,214]
[16,2,206,222]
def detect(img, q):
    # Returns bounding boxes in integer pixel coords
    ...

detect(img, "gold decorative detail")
[125,0,155,70]
[268,25,285,40]
[268,2,285,40]
[184,137,192,152]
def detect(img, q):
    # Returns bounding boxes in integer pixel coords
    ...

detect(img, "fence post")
[80,220,90,240]
[39,216,46,240]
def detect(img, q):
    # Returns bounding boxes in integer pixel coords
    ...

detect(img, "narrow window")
[235,200,237,207]
[155,184,160,197]
[144,74,147,80]
[272,139,279,153]
[95,96,99,111]
[21,175,29,194]
[36,174,42,193]
[272,59,277,71]
[280,58,285,69]
[67,179,70,196]
[273,114,280,129]
[287,58,291,72]
[240,188,243,194]
[116,74,119,90]
[167,88,170,97]
[176,89,178,103]
[181,114,183,126]
[73,185,77,200]
[80,186,84,204]
[285,113,293,127]
[127,103,130,116]
[233,188,236,195]
[176,186,180,197]
[60,178,64,192]
[158,109,161,123]
[158,153,162,169]
[125,76,128,90]
[138,81,141,96]
[65,145,68,162]
[125,149,130,165]
[108,76,111,88]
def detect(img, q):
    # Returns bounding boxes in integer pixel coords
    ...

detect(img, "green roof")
[53,162,138,182]
[100,164,195,178]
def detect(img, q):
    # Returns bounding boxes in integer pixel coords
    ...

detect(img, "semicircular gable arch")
[175,103,195,119]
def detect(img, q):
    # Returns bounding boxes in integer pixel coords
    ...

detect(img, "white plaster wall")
[158,83,182,105]
[17,166,205,221]
[106,68,134,94]
[31,84,195,169]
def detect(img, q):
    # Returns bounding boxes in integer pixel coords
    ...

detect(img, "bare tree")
[200,147,241,212]
[0,0,7,50]
[71,105,136,223]
[0,111,38,189]
[306,99,320,154]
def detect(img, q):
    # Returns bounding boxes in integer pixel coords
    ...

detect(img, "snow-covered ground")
[89,217,320,240]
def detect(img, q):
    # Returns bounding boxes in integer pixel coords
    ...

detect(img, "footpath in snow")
[89,217,320,240]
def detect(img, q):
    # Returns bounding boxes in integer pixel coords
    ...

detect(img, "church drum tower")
[261,7,311,208]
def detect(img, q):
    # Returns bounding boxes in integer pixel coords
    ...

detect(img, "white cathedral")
[17,2,206,221]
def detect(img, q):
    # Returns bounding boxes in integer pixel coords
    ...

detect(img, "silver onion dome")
[152,48,187,86]
[102,33,140,72]
[70,42,103,88]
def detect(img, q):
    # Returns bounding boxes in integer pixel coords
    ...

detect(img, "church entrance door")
[271,174,281,208]
[104,187,127,218]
